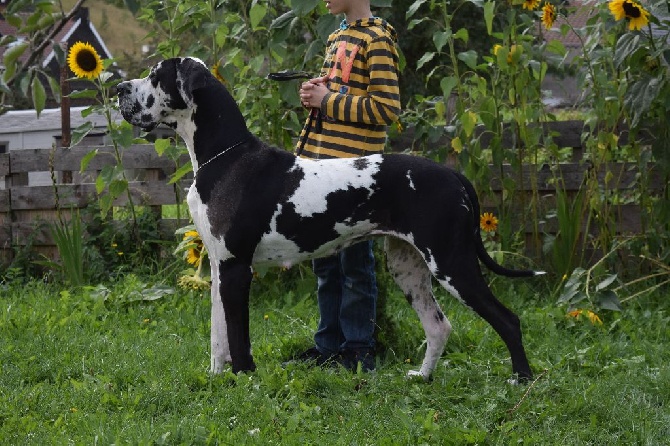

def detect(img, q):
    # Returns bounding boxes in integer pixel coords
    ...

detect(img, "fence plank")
[9,145,188,173]
[488,163,663,192]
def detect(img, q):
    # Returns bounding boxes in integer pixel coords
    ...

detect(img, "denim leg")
[339,240,377,351]
[313,254,343,356]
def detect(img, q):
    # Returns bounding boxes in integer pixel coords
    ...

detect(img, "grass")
[0,270,668,444]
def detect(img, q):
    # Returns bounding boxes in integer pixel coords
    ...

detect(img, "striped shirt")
[296,18,401,159]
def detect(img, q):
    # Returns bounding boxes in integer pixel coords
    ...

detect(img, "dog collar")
[197,139,247,172]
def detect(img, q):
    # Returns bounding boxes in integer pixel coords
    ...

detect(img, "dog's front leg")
[210,256,231,373]
[218,258,256,373]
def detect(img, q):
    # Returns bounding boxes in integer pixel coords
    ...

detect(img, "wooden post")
[60,43,72,184]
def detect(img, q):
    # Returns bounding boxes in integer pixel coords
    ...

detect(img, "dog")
[117,57,543,382]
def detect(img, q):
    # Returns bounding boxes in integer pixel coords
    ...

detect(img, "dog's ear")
[177,57,219,103]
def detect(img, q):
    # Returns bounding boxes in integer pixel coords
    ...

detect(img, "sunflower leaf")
[68,89,99,99]
[407,0,428,19]
[70,121,94,148]
[31,76,46,118]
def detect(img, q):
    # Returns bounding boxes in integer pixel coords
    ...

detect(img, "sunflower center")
[622,1,642,19]
[76,49,99,73]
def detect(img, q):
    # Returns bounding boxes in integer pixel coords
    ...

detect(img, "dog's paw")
[406,369,431,382]
[210,355,232,374]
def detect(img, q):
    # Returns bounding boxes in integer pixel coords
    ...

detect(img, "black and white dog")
[118,57,542,382]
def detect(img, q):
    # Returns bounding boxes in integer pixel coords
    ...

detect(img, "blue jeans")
[312,240,377,356]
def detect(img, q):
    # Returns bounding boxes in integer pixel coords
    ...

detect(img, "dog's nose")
[117,81,131,97]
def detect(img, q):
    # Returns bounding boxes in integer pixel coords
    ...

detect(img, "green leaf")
[70,121,94,147]
[484,1,495,35]
[614,33,643,69]
[2,41,28,67]
[453,28,469,44]
[407,18,429,31]
[108,179,128,199]
[457,50,478,70]
[440,76,458,99]
[96,165,117,194]
[407,0,428,19]
[249,3,268,30]
[46,75,62,103]
[99,195,113,216]
[270,10,296,29]
[154,138,171,156]
[31,76,46,118]
[546,40,567,57]
[416,52,435,70]
[115,121,135,148]
[68,89,99,99]
[461,110,477,137]
[596,290,622,312]
[595,274,618,292]
[169,161,194,184]
[291,0,320,16]
[80,149,99,172]
[433,31,449,53]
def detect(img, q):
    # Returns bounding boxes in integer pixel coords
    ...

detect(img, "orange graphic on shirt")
[329,41,360,83]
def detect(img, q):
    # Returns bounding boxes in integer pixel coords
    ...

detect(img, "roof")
[0,106,119,133]
[541,0,596,49]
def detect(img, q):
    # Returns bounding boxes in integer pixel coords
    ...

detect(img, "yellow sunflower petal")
[541,3,557,30]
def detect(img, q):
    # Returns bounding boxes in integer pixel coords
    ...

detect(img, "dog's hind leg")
[385,238,451,381]
[218,258,256,373]
[434,253,532,382]
[210,256,231,374]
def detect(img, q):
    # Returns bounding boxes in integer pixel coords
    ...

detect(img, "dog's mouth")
[118,100,158,132]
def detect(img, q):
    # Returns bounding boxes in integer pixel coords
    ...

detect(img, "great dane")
[117,57,543,382]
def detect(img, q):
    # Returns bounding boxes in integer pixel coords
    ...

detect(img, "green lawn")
[1,273,668,444]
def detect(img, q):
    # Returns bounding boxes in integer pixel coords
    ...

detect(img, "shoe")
[338,348,375,372]
[283,347,336,368]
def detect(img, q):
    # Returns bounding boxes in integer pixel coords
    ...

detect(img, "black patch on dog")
[353,157,370,170]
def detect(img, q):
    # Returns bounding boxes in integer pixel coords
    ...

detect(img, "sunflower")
[567,309,603,325]
[608,0,650,31]
[183,230,204,267]
[541,3,557,29]
[67,41,104,80]
[522,0,540,10]
[480,213,499,232]
[211,61,226,84]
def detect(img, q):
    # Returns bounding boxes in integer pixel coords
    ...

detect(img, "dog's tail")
[455,171,545,278]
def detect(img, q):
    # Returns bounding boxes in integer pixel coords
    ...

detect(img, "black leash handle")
[267,70,312,81]
[268,70,318,156]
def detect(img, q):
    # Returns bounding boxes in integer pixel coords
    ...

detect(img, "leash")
[196,138,247,173]
[267,70,319,156]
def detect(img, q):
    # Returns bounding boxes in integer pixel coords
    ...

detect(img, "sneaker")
[338,348,376,372]
[283,347,336,368]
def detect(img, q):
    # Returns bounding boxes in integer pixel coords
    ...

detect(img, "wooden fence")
[0,120,666,265]
[0,144,191,263]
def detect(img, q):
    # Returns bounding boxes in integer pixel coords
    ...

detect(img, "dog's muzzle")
[117,81,157,131]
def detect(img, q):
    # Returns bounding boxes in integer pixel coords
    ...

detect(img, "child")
[294,0,401,371]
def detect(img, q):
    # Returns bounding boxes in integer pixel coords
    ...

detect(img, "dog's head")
[117,57,215,131]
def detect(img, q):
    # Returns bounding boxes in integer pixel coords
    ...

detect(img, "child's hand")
[300,76,330,109]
